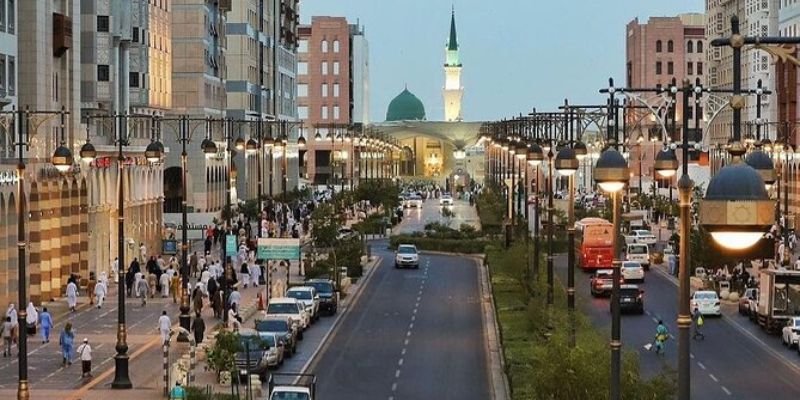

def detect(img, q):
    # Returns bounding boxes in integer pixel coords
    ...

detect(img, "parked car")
[439,195,454,206]
[395,244,420,269]
[611,284,644,314]
[590,269,616,297]
[265,298,310,339]
[255,317,297,356]
[739,288,759,316]
[306,279,338,315]
[691,290,721,316]
[405,195,423,208]
[337,227,358,240]
[235,329,276,380]
[624,229,657,245]
[625,243,651,269]
[621,261,645,282]
[781,317,800,348]
[257,331,285,367]
[287,286,320,322]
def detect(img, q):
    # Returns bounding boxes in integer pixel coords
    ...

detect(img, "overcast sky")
[299,0,704,122]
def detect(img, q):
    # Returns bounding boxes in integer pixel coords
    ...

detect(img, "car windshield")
[239,336,267,350]
[628,246,647,255]
[620,289,639,296]
[256,320,289,332]
[596,273,612,280]
[695,292,718,300]
[794,319,800,328]
[271,393,310,400]
[637,231,653,236]
[267,303,299,314]
[398,246,416,254]
[257,334,277,347]
[307,281,333,294]
[288,291,312,300]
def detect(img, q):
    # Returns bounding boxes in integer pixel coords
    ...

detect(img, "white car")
[405,195,423,208]
[781,317,800,348]
[691,291,721,316]
[265,298,310,339]
[621,261,645,282]
[625,243,650,269]
[286,286,320,322]
[625,229,657,245]
[439,195,454,206]
[395,244,420,269]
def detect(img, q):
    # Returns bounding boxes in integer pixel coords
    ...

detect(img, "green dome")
[386,88,426,121]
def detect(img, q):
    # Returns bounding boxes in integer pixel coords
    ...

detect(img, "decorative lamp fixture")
[145,141,163,163]
[514,142,527,160]
[745,147,776,190]
[654,149,679,178]
[297,135,307,148]
[52,144,74,173]
[555,147,579,176]
[263,135,275,148]
[80,142,97,163]
[201,138,217,156]
[527,143,544,167]
[573,141,588,161]
[314,131,323,141]
[234,136,246,151]
[593,148,629,193]
[245,138,258,154]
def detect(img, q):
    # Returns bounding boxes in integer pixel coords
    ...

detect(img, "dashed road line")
[697,362,706,370]
[709,374,718,383]
[401,348,406,355]
[404,338,409,346]
[722,386,732,396]
[392,382,397,391]
[398,358,404,366]
[395,369,401,378]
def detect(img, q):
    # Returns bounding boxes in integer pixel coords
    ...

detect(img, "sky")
[299,0,704,123]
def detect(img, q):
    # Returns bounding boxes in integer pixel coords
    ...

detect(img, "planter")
[219,370,232,387]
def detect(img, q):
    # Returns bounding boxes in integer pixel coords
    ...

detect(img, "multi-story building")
[297,16,369,186]
[776,0,800,222]
[274,0,300,193]
[706,0,779,146]
[0,0,16,112]
[79,0,168,277]
[626,13,707,191]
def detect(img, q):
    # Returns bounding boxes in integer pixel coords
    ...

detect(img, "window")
[321,106,328,120]
[132,27,139,42]
[697,62,703,75]
[7,55,13,95]
[297,62,308,75]
[97,65,110,81]
[656,40,662,52]
[333,40,340,53]
[129,72,139,87]
[655,61,662,75]
[333,83,340,97]
[0,0,6,32]
[333,62,340,75]
[7,0,12,34]
[667,61,674,74]
[322,83,328,97]
[322,62,328,75]
[687,62,693,75]
[321,40,328,53]
[297,83,308,97]
[333,106,340,120]
[97,15,110,32]
[0,55,6,90]
[687,41,693,53]
[298,39,308,53]
[697,41,703,53]
[667,40,674,52]
[298,106,308,119]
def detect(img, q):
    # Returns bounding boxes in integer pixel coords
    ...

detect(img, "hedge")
[389,234,495,254]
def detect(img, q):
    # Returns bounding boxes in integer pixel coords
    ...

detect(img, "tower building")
[443,8,463,122]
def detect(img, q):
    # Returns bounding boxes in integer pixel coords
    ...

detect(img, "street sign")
[226,234,237,254]
[162,240,178,255]
[257,238,301,260]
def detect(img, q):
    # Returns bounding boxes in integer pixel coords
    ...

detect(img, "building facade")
[298,16,367,186]
[625,13,706,191]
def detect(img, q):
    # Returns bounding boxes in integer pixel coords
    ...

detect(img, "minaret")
[443,7,463,122]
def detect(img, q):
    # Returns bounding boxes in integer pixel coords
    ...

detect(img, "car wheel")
[298,331,304,340]
[395,263,399,269]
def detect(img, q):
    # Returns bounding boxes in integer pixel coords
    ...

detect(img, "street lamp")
[528,141,544,281]
[745,146,776,191]
[555,143,579,348]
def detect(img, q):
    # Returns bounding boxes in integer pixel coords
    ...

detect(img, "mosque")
[374,9,484,188]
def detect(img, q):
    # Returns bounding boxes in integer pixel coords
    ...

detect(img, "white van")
[626,243,650,269]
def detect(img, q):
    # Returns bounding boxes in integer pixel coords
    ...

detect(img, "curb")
[476,257,510,400]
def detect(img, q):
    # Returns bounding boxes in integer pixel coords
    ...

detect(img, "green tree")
[206,331,242,380]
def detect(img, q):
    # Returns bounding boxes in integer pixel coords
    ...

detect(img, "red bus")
[575,217,614,271]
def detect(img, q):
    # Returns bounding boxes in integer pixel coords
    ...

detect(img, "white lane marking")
[392,383,397,391]
[389,397,394,400]
[413,309,418,314]
[401,348,406,355]
[651,317,658,323]
[395,369,401,378]
[690,353,695,359]
[409,323,414,330]
[406,331,412,337]
[722,386,732,396]
[404,339,409,346]
[415,302,419,308]
[411,315,416,322]
[398,358,404,366]
[709,374,718,383]
[697,362,706,370]
[416,296,421,302]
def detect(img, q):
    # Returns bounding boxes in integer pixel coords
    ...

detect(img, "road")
[311,201,490,400]
[395,196,480,234]
[554,255,800,399]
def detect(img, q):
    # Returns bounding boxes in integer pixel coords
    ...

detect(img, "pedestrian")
[248,260,261,288]
[111,257,119,283]
[136,276,150,306]
[227,304,241,331]
[159,271,170,298]
[239,262,250,289]
[190,252,199,278]
[170,381,187,400]
[59,322,75,366]
[99,271,109,289]
[228,287,241,312]
[192,286,204,316]
[139,242,147,262]
[191,314,205,345]
[654,320,669,355]
[204,236,212,255]
[25,302,38,336]
[66,280,78,312]
[171,272,180,304]
[693,308,705,340]
[200,266,211,287]
[87,274,97,305]
[158,310,171,345]
[94,280,107,309]
[39,307,53,343]
[147,272,158,298]
[1,316,12,357]
[76,338,93,378]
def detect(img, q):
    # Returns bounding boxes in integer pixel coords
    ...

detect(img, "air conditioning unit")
[53,13,73,57]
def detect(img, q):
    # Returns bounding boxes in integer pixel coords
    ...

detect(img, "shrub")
[389,235,494,254]
[205,331,242,379]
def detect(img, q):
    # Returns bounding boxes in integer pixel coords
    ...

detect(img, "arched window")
[687,41,694,53]
[667,40,674,53]
[321,40,328,53]
[656,40,662,52]
[696,40,703,53]
[333,40,340,53]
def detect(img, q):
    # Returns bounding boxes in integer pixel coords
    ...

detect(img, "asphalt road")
[311,219,489,399]
[395,197,480,234]
[554,254,800,399]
